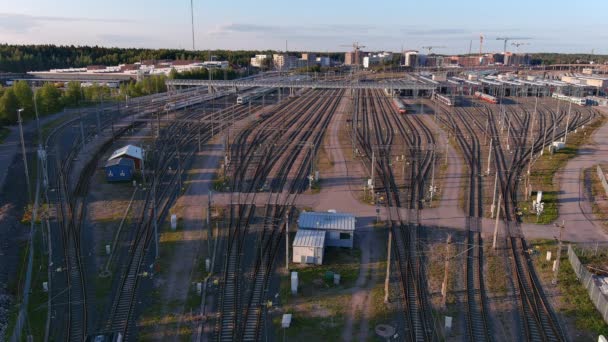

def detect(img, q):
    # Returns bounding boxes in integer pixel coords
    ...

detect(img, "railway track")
[215,89,342,341]
[102,97,260,339]
[486,97,598,341]
[434,101,492,341]
[42,86,235,341]
[353,90,437,341]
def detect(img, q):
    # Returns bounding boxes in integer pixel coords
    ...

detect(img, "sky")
[1,0,607,54]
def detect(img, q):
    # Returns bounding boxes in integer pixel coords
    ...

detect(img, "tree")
[36,83,62,115]
[62,81,82,107]
[0,88,20,125]
[12,80,34,119]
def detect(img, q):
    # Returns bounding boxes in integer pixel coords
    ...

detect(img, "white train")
[552,93,588,106]
[237,87,275,105]
[393,98,407,114]
[434,93,454,106]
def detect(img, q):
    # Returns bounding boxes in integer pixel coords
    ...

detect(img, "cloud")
[208,23,381,38]
[0,12,134,33]
[404,28,472,36]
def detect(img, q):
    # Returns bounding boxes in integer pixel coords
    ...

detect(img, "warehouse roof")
[298,212,355,231]
[293,229,326,248]
[109,145,143,161]
[104,157,135,168]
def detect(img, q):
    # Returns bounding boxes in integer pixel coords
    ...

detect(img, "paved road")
[522,109,608,242]
[0,109,73,190]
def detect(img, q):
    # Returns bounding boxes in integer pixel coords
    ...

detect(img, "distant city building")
[201,61,229,69]
[425,55,445,68]
[503,52,531,66]
[250,54,270,68]
[301,53,316,62]
[363,52,393,68]
[404,51,418,67]
[273,53,299,70]
[316,56,331,67]
[345,51,367,66]
[344,52,356,65]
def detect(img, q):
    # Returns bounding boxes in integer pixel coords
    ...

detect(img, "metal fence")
[567,244,608,324]
[597,165,608,198]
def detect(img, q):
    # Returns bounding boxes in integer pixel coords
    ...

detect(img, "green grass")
[0,126,10,144]
[273,311,345,342]
[484,244,508,295]
[274,247,361,340]
[25,230,49,341]
[366,284,395,339]
[289,247,361,297]
[588,167,608,229]
[520,115,606,224]
[530,240,608,338]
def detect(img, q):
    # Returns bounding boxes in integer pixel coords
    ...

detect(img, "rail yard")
[3,68,608,342]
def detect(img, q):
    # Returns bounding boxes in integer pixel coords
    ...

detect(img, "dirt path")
[302,94,380,341]
[418,113,467,229]
[151,134,224,341]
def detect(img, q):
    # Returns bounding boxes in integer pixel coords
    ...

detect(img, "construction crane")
[496,37,531,54]
[340,42,366,65]
[511,42,529,52]
[421,46,446,54]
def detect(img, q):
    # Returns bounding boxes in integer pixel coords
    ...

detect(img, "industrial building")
[104,158,135,182]
[297,211,355,248]
[292,229,326,265]
[108,145,144,170]
[562,74,608,95]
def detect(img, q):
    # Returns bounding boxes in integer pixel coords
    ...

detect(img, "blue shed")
[105,158,135,182]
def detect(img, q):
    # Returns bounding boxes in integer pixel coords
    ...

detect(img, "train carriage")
[392,98,407,114]
[434,93,454,106]
[474,91,498,104]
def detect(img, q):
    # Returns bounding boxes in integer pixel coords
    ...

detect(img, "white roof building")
[298,212,355,248]
[108,144,143,161]
[298,212,355,231]
[292,229,326,265]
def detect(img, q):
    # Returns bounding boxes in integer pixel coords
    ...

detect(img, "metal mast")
[191,0,195,50]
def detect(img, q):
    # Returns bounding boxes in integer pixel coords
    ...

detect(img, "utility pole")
[444,134,449,166]
[153,169,159,259]
[441,234,452,307]
[384,228,392,304]
[17,109,31,202]
[430,146,436,202]
[33,91,41,141]
[285,212,289,272]
[78,108,85,146]
[491,170,499,218]
[551,98,560,150]
[506,114,511,151]
[564,102,572,145]
[370,150,375,194]
[486,138,493,175]
[526,97,538,200]
[492,194,502,249]
[552,220,565,285]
